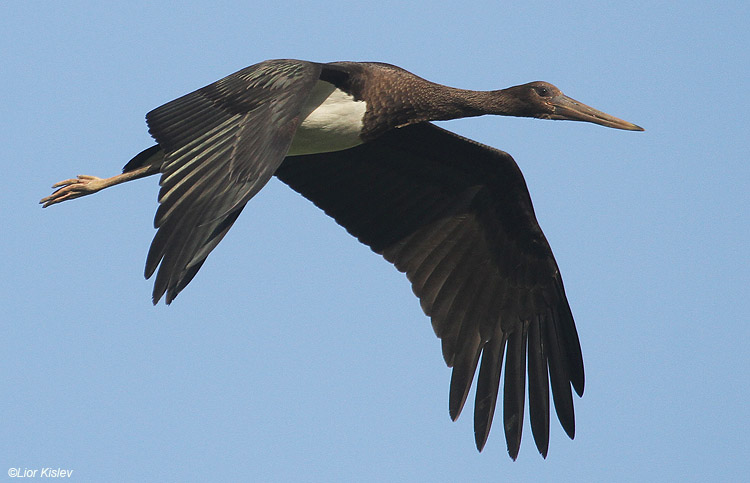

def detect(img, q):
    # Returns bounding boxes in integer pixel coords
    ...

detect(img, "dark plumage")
[41,59,642,460]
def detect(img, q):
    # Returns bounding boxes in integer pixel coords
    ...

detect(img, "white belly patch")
[287,81,367,156]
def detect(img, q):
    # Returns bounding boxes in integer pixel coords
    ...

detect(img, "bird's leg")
[40,164,159,208]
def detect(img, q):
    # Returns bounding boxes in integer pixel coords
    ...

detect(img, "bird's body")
[288,80,366,155]
[41,59,642,460]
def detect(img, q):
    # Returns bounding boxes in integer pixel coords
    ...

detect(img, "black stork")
[41,59,643,460]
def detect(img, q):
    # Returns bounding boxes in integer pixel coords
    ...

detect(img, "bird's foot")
[40,175,107,207]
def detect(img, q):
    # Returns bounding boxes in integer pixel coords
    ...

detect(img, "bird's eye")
[536,86,551,97]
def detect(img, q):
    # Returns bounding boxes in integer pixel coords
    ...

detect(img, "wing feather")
[274,122,585,455]
[144,59,322,303]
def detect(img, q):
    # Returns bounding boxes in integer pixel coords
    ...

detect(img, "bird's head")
[501,81,644,131]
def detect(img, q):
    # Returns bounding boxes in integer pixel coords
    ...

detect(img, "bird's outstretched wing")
[144,59,322,304]
[274,122,585,458]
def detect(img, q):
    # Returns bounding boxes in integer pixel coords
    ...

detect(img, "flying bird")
[41,59,643,459]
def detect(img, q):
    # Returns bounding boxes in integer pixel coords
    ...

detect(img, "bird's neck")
[419,86,522,121]
[358,69,525,140]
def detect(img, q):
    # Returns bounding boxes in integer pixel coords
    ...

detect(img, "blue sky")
[2,1,748,481]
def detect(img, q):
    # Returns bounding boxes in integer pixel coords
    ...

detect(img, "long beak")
[551,95,644,131]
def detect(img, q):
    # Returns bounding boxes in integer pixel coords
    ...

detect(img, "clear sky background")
[2,1,748,482]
